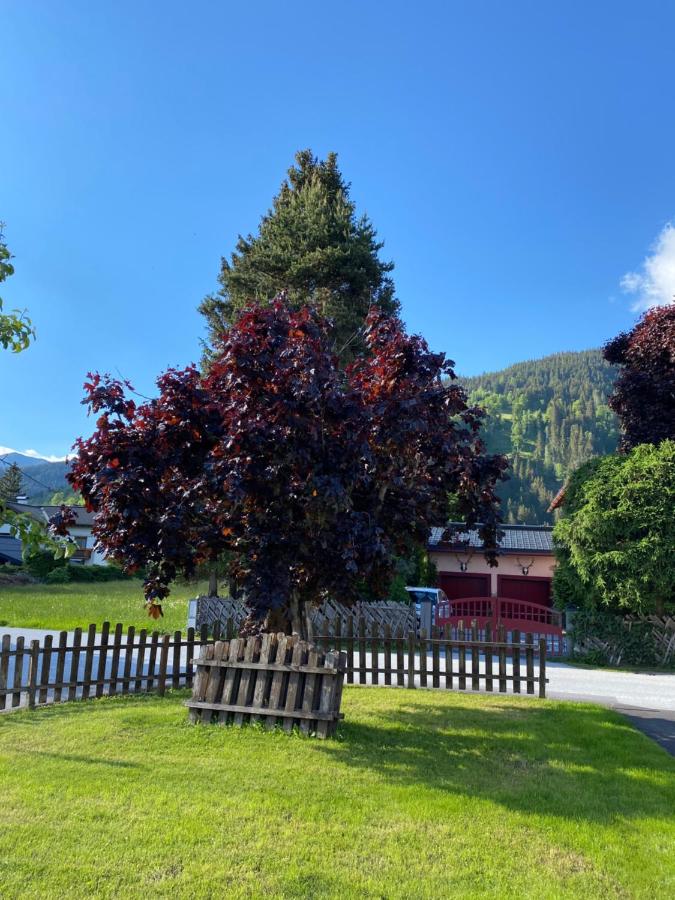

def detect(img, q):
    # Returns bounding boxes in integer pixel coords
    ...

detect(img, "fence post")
[27,640,40,710]
[95,622,110,699]
[407,630,416,689]
[157,634,170,696]
[54,631,68,704]
[0,634,9,712]
[512,629,521,694]
[39,634,52,705]
[538,637,547,698]
[525,633,534,694]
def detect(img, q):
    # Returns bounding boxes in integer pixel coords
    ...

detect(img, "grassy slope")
[0,688,673,899]
[0,580,208,633]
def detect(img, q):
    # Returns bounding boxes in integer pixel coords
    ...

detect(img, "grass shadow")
[313,694,675,824]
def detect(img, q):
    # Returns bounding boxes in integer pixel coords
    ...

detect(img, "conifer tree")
[0,462,22,501]
[199,150,399,362]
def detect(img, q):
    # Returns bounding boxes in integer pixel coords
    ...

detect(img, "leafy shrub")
[44,564,131,584]
[570,609,667,668]
[25,550,66,578]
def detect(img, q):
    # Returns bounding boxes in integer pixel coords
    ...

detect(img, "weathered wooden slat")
[95,622,110,699]
[209,640,231,724]
[300,646,320,735]
[525,633,534,695]
[53,631,68,703]
[27,640,40,709]
[471,623,480,692]
[407,630,415,688]
[498,626,507,693]
[134,629,147,693]
[234,636,260,726]
[109,623,124,697]
[157,633,171,697]
[0,634,10,711]
[371,622,379,686]
[190,659,342,675]
[419,629,428,689]
[395,626,405,687]
[121,626,135,695]
[67,628,82,701]
[188,643,214,724]
[539,637,547,698]
[458,625,466,691]
[432,626,440,689]
[172,630,182,689]
[484,623,493,692]
[316,650,340,739]
[512,629,521,694]
[186,627,195,688]
[250,633,276,725]
[358,617,367,685]
[346,617,354,684]
[383,624,392,686]
[283,641,307,732]
[266,634,291,729]
[146,631,160,692]
[185,700,342,722]
[444,630,453,690]
[12,636,25,708]
[38,634,53,705]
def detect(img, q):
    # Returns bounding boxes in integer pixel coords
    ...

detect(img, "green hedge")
[44,564,130,584]
[570,609,671,668]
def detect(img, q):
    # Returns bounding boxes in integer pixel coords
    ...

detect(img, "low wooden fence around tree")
[0,618,547,715]
[187,634,347,738]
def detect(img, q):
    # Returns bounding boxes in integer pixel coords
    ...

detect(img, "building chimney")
[15,494,28,505]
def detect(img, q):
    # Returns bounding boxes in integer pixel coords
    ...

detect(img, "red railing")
[436,596,563,636]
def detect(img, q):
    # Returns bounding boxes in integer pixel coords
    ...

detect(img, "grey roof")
[429,523,554,554]
[0,534,23,564]
[5,502,95,528]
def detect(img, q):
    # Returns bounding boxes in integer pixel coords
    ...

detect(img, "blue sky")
[1,0,674,458]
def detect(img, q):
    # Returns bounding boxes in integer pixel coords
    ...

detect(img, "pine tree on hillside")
[460,350,620,524]
[0,462,22,501]
[200,150,399,362]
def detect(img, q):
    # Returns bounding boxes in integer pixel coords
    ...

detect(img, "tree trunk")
[655,597,665,617]
[289,592,312,640]
[208,568,218,598]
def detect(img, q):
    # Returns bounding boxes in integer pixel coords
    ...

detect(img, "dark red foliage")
[68,299,507,626]
[48,505,77,537]
[604,304,675,449]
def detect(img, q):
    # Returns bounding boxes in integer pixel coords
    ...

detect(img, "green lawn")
[0,689,673,898]
[0,579,207,633]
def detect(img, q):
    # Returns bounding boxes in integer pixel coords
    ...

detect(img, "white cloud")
[621,222,675,311]
[0,446,69,462]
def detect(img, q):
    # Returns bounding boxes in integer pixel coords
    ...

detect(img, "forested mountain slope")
[461,350,619,524]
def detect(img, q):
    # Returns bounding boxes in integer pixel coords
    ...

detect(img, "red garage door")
[497,575,552,607]
[439,572,491,600]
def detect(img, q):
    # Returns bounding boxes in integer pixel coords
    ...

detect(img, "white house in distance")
[2,499,105,565]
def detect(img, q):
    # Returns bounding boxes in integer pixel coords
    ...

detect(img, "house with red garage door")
[428,524,563,644]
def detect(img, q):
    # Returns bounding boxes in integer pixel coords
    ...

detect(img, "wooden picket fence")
[0,624,203,713]
[186,634,346,738]
[0,617,547,715]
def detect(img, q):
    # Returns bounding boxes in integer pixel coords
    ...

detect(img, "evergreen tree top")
[200,150,398,362]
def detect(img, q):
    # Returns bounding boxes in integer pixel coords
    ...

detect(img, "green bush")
[44,564,131,584]
[570,609,666,668]
[25,551,66,578]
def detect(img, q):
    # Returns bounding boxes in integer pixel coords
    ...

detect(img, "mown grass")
[0,688,673,898]
[0,579,206,633]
